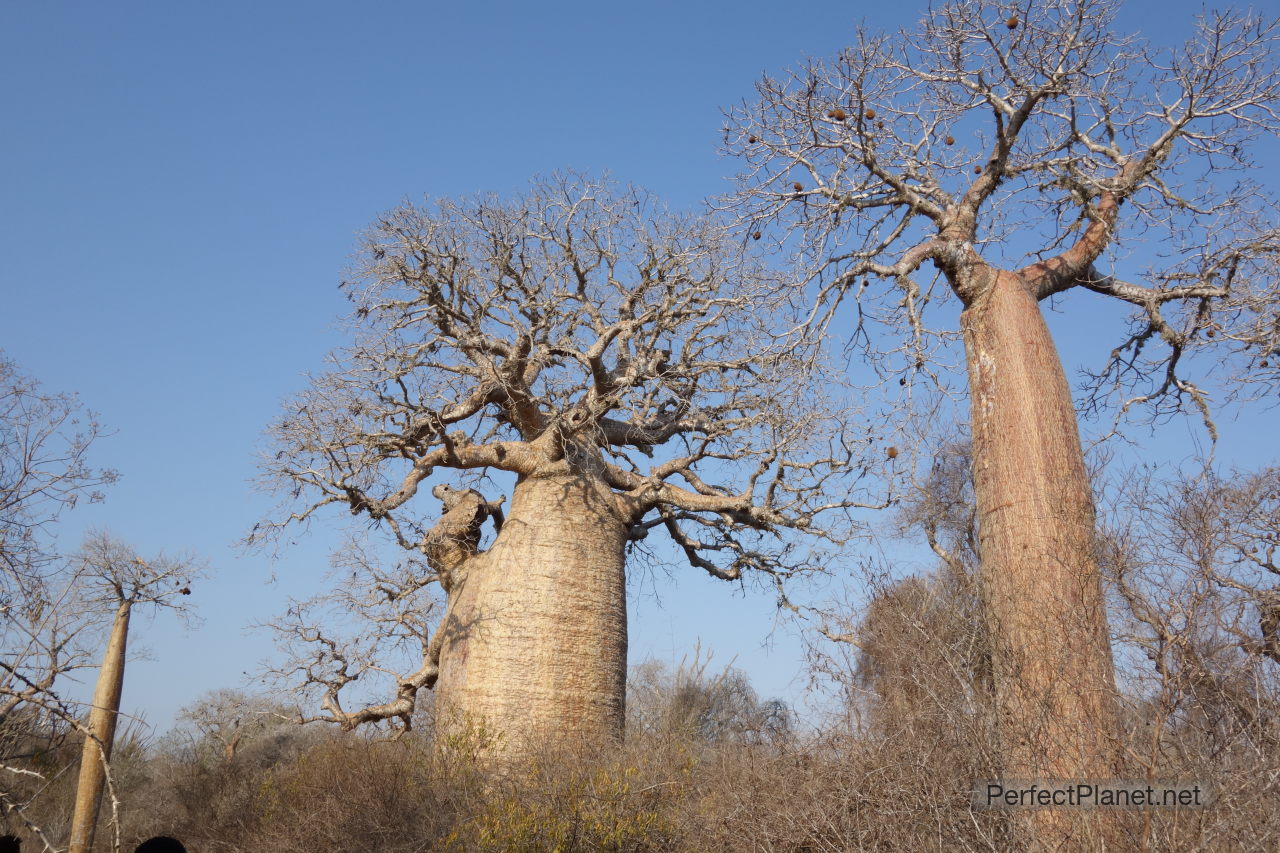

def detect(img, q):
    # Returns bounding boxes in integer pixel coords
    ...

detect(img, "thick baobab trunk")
[961,272,1126,849]
[434,468,629,756]
[68,600,131,853]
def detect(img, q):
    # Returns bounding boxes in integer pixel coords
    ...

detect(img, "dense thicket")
[5,629,1279,852]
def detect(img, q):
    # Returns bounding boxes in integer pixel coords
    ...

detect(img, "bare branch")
[723,0,1280,428]
[255,174,873,733]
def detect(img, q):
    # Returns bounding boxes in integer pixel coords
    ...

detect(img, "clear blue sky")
[2,1,1274,733]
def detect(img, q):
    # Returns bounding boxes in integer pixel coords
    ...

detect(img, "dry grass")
[7,690,1277,852]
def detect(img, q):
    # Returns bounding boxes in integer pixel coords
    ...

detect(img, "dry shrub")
[442,742,685,852]
[245,736,466,852]
[6,661,1278,851]
[8,463,1280,850]
[1098,464,1280,851]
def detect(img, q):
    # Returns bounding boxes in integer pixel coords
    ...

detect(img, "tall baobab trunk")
[68,600,132,853]
[434,468,629,756]
[961,272,1126,849]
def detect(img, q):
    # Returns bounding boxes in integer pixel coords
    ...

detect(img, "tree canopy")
[725,0,1279,433]
[256,174,873,733]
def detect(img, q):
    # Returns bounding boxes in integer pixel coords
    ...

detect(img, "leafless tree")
[254,173,875,756]
[1,581,93,849]
[1,352,117,608]
[724,1,1279,846]
[846,476,990,741]
[0,356,119,850]
[63,533,202,853]
[803,438,994,756]
[800,436,983,702]
[176,688,295,765]
[1101,464,1280,726]
[627,653,791,746]
[1097,463,1280,849]
[2,532,201,853]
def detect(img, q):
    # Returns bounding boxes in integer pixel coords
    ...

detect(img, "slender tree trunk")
[434,469,629,757]
[68,600,132,853]
[961,271,1127,849]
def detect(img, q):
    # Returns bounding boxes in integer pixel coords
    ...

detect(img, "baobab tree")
[256,174,869,755]
[724,0,1279,846]
[67,533,201,853]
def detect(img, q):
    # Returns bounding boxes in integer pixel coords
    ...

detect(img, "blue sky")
[2,1,1275,733]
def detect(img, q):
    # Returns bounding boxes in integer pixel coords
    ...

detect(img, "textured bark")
[433,467,629,756]
[962,272,1126,849]
[68,601,131,853]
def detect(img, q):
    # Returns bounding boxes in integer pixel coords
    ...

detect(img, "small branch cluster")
[1102,465,1280,669]
[1,353,117,601]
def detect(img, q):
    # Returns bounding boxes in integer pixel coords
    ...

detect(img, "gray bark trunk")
[433,469,629,757]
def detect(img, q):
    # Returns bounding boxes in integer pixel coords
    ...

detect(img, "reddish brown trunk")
[962,271,1127,849]
[433,469,629,757]
[68,600,131,853]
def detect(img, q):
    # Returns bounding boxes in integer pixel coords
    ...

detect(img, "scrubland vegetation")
[7,558,1280,853]
[5,0,1280,849]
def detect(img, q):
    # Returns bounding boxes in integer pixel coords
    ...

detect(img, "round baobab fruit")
[752,231,762,240]
[865,108,876,120]
[832,107,847,121]
[886,446,899,459]
[974,165,983,174]
[748,135,758,144]
[1007,15,1019,29]
[945,135,955,145]
[793,181,803,192]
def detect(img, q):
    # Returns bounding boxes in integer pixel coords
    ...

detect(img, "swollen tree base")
[433,468,629,758]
